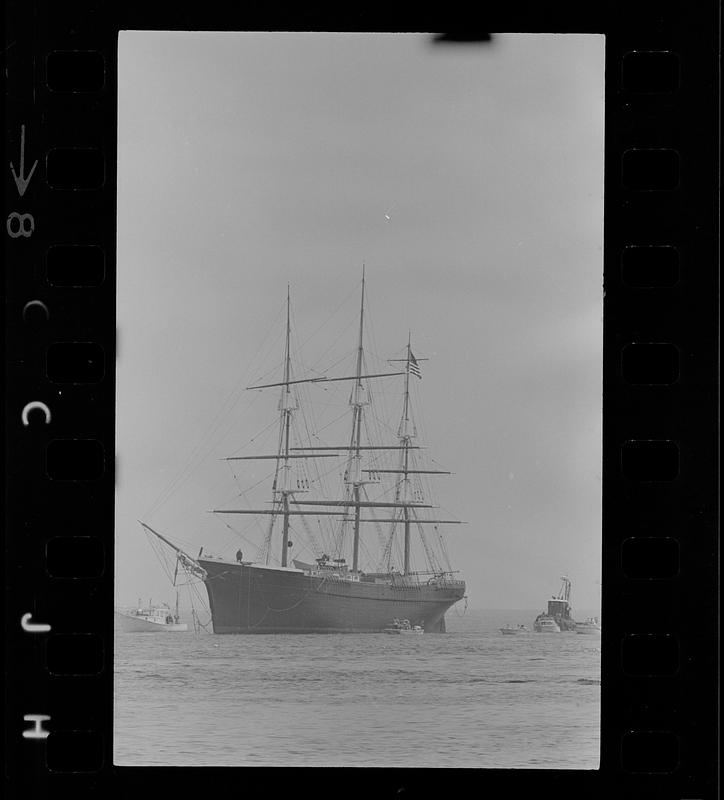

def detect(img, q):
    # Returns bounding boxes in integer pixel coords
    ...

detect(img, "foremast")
[236,285,300,566]
[212,288,349,565]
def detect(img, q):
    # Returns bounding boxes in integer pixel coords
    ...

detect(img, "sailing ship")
[533,576,577,632]
[142,273,466,633]
[114,596,188,633]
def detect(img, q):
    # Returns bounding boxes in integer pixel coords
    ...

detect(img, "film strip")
[604,30,718,797]
[4,4,718,798]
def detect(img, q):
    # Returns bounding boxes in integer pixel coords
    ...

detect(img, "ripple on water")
[114,615,600,768]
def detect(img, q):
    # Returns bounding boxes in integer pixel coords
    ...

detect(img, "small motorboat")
[499,624,530,635]
[575,617,601,635]
[383,618,424,634]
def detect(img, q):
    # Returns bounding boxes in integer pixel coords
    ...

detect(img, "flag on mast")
[409,350,422,379]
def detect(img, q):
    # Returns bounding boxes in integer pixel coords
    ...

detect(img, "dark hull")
[544,600,577,631]
[199,559,465,634]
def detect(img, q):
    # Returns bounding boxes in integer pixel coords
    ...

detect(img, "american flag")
[409,350,422,379]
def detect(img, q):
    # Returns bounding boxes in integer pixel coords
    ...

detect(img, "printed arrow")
[9,125,38,197]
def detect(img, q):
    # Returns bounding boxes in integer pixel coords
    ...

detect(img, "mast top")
[356,264,366,388]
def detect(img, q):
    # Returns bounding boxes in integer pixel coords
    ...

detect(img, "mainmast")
[349,266,366,572]
[279,285,294,566]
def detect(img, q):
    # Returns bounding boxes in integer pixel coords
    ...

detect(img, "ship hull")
[199,559,464,634]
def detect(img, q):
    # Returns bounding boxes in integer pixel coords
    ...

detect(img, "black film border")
[4,4,719,798]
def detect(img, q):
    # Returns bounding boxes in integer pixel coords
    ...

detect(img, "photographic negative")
[115,31,604,767]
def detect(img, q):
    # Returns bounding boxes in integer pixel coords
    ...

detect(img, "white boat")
[115,598,188,633]
[383,618,423,634]
[500,624,530,635]
[576,617,601,635]
[533,614,561,633]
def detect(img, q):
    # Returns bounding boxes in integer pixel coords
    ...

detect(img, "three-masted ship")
[142,273,466,633]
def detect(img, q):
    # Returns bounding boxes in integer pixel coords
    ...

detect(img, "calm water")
[114,610,600,768]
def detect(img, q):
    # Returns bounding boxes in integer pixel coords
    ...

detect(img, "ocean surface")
[114,609,600,768]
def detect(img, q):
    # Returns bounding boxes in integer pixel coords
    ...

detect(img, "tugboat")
[533,576,577,632]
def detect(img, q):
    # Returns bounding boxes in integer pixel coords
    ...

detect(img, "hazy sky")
[116,32,604,611]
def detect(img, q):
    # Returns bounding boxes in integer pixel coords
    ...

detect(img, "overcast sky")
[116,32,604,611]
